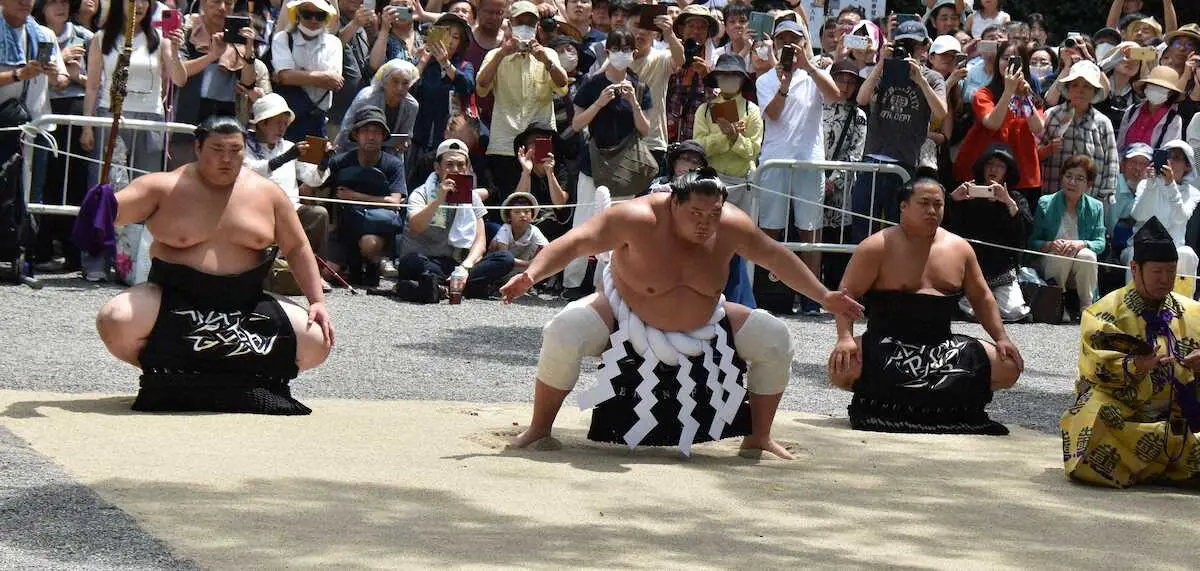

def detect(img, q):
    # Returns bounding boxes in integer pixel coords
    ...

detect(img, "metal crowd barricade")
[21,114,196,216]
[746,159,911,283]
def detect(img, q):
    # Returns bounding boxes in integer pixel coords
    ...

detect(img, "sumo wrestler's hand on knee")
[994,338,1023,370]
[308,301,335,347]
[501,272,534,304]
[828,338,860,390]
[822,290,865,322]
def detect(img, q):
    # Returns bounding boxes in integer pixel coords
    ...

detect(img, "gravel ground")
[0,274,1082,569]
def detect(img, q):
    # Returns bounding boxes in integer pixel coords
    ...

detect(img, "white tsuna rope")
[576,265,735,453]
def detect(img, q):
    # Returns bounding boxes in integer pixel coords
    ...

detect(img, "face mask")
[1144,85,1171,105]
[755,45,771,60]
[1030,64,1052,83]
[300,22,325,36]
[512,24,536,42]
[608,50,634,71]
[717,76,742,95]
[560,50,578,72]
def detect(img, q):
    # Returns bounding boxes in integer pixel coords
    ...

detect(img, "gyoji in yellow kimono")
[1062,216,1200,488]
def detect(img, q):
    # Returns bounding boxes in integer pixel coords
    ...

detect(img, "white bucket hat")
[1056,61,1109,103]
[251,93,295,125]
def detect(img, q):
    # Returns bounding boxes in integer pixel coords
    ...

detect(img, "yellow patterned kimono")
[1061,285,1200,488]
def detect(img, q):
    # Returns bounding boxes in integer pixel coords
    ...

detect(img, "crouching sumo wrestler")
[501,171,864,458]
[91,116,335,414]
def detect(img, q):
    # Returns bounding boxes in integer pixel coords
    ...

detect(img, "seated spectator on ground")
[325,106,407,286]
[1127,140,1200,286]
[829,176,1023,435]
[1108,143,1153,257]
[477,0,568,216]
[244,93,332,288]
[488,192,548,283]
[271,0,344,141]
[513,122,571,241]
[1062,216,1200,489]
[693,53,761,213]
[394,138,515,303]
[946,144,1033,322]
[336,58,418,161]
[1030,155,1108,315]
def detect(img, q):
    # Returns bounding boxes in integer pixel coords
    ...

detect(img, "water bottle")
[448,265,468,304]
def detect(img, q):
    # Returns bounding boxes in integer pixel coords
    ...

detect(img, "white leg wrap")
[536,300,610,391]
[733,309,794,395]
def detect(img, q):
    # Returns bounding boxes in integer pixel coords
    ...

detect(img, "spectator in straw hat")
[1117,66,1183,152]
[665,4,719,143]
[693,52,761,213]
[488,191,548,284]
[271,0,344,141]
[1040,61,1119,200]
[244,93,332,285]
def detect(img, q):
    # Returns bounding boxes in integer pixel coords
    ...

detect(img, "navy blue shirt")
[573,71,653,176]
[327,150,408,198]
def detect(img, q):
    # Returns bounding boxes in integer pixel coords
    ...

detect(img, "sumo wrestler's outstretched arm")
[734,210,864,321]
[499,201,649,302]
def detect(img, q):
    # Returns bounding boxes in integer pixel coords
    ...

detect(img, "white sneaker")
[380,259,398,278]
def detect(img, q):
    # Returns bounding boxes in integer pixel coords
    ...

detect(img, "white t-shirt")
[98,32,163,114]
[756,69,825,162]
[270,29,343,111]
[970,11,1011,39]
[494,223,548,261]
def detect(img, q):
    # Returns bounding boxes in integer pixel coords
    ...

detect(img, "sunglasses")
[299,9,328,21]
[1170,40,1197,51]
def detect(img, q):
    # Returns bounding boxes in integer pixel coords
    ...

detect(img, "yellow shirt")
[478,49,568,157]
[692,94,763,178]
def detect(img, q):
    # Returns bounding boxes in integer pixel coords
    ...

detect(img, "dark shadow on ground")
[395,325,543,367]
[0,428,197,570]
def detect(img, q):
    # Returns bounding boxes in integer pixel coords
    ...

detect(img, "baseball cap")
[509,0,538,20]
[894,20,929,43]
[773,20,806,40]
[1124,143,1153,161]
[437,138,470,159]
[930,35,961,55]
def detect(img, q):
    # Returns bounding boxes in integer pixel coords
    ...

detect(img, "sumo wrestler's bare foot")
[738,437,795,460]
[511,427,562,450]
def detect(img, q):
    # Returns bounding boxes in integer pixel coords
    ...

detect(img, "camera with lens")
[1064,37,1077,49]
[892,44,910,60]
[539,16,557,35]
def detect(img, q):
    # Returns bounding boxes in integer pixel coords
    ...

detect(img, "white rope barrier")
[739,180,1199,279]
[14,131,1188,281]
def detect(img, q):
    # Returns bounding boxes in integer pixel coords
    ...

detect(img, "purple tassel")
[1144,308,1200,432]
[70,184,117,257]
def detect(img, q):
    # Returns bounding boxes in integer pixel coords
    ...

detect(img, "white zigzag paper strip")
[577,327,630,411]
[703,342,726,441]
[714,324,745,424]
[675,358,699,456]
[624,353,660,448]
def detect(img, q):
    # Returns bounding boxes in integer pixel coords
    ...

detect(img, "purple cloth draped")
[70,184,117,256]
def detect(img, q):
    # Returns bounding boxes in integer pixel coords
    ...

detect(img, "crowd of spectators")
[3,0,1199,310]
